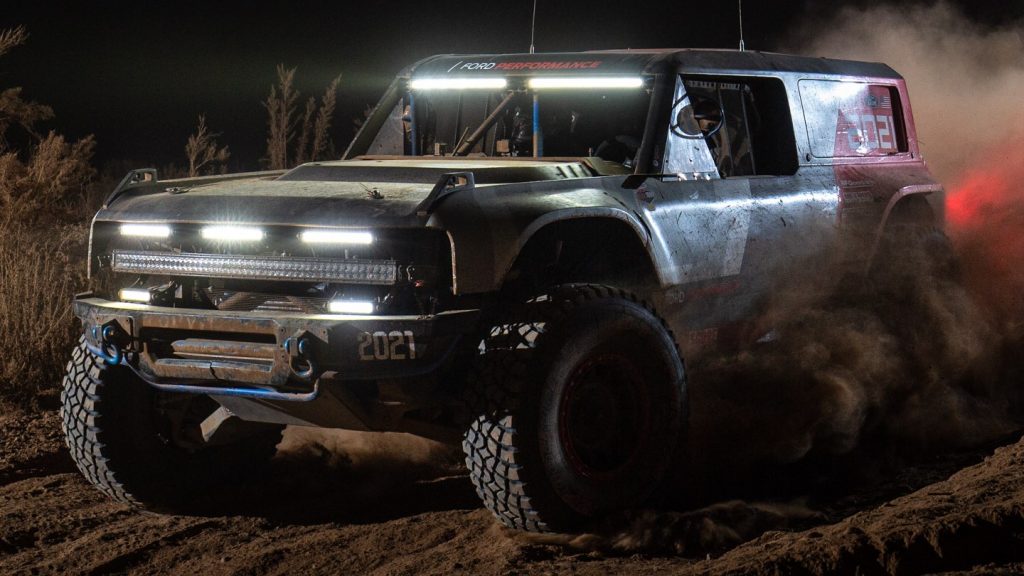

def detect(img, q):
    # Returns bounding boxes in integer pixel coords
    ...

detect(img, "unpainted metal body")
[73,49,942,441]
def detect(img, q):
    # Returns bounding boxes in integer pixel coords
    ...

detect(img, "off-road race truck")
[62,49,944,532]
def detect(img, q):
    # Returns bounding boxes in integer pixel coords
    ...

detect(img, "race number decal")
[799,80,904,158]
[835,86,899,156]
[358,330,417,361]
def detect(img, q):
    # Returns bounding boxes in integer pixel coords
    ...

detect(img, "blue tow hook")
[283,335,317,381]
[89,325,124,366]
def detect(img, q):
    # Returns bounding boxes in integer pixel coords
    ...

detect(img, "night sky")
[1,0,1017,171]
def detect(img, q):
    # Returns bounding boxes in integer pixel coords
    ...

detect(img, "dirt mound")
[708,435,1024,576]
[1,410,1023,575]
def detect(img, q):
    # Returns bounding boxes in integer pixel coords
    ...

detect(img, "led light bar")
[118,288,151,303]
[112,250,398,285]
[300,230,374,245]
[120,223,171,238]
[409,77,508,90]
[201,225,265,242]
[328,300,375,315]
[528,76,645,89]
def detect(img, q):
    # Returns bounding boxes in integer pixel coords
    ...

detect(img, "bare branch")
[262,67,340,167]
[0,26,28,59]
[311,75,341,161]
[0,87,55,150]
[264,64,298,170]
[294,97,316,166]
[185,115,230,177]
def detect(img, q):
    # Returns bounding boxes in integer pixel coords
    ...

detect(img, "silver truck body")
[74,49,941,441]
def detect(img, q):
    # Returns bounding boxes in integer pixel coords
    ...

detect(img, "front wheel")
[60,337,283,511]
[463,285,686,532]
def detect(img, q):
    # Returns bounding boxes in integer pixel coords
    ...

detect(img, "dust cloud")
[612,3,1024,554]
[513,500,823,557]
[225,426,470,523]
[676,0,1024,482]
[794,1,1024,321]
[742,0,1024,458]
[276,426,460,476]
[791,1,1024,186]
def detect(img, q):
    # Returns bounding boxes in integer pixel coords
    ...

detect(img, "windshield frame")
[345,74,670,173]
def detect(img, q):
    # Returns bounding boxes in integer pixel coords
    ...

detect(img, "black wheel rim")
[558,353,651,478]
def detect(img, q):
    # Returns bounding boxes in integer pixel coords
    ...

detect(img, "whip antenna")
[738,0,746,51]
[530,0,537,54]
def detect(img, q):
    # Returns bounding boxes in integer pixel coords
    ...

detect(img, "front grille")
[205,289,328,314]
[112,250,398,285]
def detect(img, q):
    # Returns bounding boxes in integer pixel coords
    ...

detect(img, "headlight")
[300,230,374,245]
[328,300,375,315]
[118,288,151,303]
[120,224,171,238]
[201,225,264,242]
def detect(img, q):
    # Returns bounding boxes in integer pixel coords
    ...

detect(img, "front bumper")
[74,295,480,401]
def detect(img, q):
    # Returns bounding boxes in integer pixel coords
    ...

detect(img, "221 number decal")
[358,330,417,361]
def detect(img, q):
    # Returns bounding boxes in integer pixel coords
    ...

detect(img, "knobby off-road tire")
[60,338,282,511]
[463,284,687,532]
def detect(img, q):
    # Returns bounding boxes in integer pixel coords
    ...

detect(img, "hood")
[96,158,603,228]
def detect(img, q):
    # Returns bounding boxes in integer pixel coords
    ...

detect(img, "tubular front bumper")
[73,295,480,401]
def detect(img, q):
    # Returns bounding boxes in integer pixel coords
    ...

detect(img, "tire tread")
[462,283,680,532]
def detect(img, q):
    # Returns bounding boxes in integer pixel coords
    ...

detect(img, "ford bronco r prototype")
[62,49,944,532]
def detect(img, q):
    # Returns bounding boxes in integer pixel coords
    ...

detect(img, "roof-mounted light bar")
[120,223,171,238]
[300,230,374,245]
[409,77,508,90]
[528,76,645,89]
[201,225,265,242]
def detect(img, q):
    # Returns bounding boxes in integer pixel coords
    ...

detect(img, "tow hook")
[283,332,318,382]
[88,324,124,366]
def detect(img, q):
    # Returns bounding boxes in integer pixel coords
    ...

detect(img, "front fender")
[428,178,651,294]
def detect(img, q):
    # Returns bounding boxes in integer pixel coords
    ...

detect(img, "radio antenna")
[529,0,538,54]
[738,0,746,51]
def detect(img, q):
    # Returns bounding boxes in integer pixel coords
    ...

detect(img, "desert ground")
[3,391,1024,575]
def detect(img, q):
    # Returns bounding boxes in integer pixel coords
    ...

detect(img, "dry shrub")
[0,27,97,407]
[185,114,230,177]
[0,131,96,224]
[309,76,340,161]
[0,26,28,58]
[264,65,341,169]
[0,86,53,146]
[0,221,89,406]
[264,64,297,170]
[0,27,97,225]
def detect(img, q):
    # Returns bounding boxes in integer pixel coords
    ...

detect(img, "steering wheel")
[670,92,725,140]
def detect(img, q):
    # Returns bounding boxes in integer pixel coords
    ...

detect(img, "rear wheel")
[463,285,686,532]
[60,338,283,511]
[872,224,958,292]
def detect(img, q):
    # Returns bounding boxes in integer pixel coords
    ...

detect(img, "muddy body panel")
[73,49,942,436]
